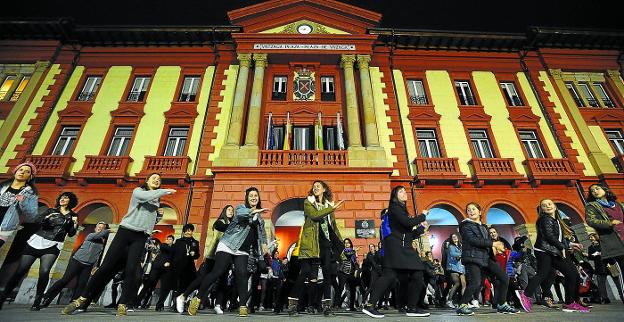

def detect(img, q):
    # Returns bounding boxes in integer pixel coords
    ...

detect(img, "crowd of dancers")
[0,161,623,318]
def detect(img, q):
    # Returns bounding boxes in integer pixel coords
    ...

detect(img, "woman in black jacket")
[456,202,518,316]
[516,199,588,313]
[0,192,78,311]
[362,185,429,318]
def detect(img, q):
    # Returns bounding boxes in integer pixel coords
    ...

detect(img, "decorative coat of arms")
[293,68,315,101]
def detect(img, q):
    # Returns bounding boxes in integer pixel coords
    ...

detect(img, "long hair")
[55,191,78,210]
[308,180,333,203]
[217,204,233,223]
[538,199,574,239]
[244,187,262,209]
[139,172,161,190]
[388,185,407,208]
[586,183,617,202]
[449,233,462,248]
[0,178,39,195]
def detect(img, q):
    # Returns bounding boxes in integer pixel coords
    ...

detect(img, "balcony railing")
[602,98,615,108]
[25,155,75,178]
[77,92,96,101]
[409,95,428,105]
[523,158,579,185]
[585,98,600,108]
[259,150,348,167]
[413,157,465,187]
[75,155,133,178]
[613,155,624,173]
[139,156,190,177]
[469,158,523,186]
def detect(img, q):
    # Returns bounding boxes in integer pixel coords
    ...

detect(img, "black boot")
[0,291,7,310]
[30,295,42,311]
[40,296,53,308]
[322,299,334,316]
[287,298,298,316]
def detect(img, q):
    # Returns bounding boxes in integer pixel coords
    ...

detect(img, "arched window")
[485,207,516,225]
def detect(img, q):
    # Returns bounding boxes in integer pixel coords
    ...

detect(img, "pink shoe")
[515,290,532,313]
[562,302,590,313]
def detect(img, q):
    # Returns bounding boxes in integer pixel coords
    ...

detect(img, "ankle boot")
[322,299,334,316]
[30,295,42,311]
[287,298,299,316]
[41,296,53,308]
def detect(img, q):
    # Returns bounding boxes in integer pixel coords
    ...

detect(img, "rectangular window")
[272,76,287,101]
[592,83,615,108]
[469,130,494,158]
[324,126,338,150]
[107,126,134,156]
[127,76,151,102]
[454,80,477,105]
[77,76,102,101]
[577,83,599,107]
[565,83,584,107]
[320,76,335,101]
[0,76,17,101]
[51,126,80,156]
[164,127,189,156]
[606,130,624,155]
[407,80,429,105]
[518,130,546,158]
[293,126,314,150]
[416,129,441,158]
[178,76,200,102]
[269,126,285,150]
[9,76,30,102]
[500,82,524,106]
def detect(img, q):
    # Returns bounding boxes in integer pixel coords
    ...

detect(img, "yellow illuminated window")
[10,76,30,101]
[0,76,16,100]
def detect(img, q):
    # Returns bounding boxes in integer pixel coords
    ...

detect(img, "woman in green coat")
[288,180,344,316]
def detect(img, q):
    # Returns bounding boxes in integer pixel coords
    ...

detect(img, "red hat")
[13,161,37,178]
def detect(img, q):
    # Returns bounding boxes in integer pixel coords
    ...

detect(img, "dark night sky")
[2,0,622,33]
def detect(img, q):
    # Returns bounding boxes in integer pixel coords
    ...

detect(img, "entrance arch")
[427,204,462,259]
[485,204,524,245]
[273,198,305,259]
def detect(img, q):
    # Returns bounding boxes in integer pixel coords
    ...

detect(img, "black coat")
[588,243,607,275]
[534,214,570,257]
[459,219,493,267]
[152,244,173,271]
[35,208,77,242]
[381,202,426,271]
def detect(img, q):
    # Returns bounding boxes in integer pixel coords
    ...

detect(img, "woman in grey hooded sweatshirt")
[62,172,175,316]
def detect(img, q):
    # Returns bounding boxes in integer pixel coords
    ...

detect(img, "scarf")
[597,199,616,208]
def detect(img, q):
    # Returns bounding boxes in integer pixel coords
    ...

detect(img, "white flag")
[336,112,345,150]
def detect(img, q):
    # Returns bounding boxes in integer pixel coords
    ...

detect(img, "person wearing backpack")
[362,185,430,318]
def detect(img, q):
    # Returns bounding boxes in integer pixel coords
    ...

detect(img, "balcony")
[258,150,348,168]
[25,155,75,182]
[413,157,465,187]
[469,158,523,187]
[74,155,133,185]
[523,158,579,186]
[613,155,624,173]
[137,156,190,185]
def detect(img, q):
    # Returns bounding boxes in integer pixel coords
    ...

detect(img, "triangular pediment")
[291,106,318,117]
[459,112,492,122]
[58,106,91,118]
[228,0,381,35]
[408,110,441,121]
[110,105,145,119]
[593,111,624,122]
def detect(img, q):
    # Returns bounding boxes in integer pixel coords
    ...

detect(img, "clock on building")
[297,24,313,34]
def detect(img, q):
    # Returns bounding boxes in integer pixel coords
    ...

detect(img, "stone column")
[340,55,362,147]
[356,55,380,147]
[226,53,252,146]
[244,53,268,147]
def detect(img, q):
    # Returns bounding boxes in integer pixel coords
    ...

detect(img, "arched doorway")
[273,198,305,259]
[153,205,177,242]
[427,204,462,260]
[485,204,524,246]
[556,202,583,225]
[74,203,115,252]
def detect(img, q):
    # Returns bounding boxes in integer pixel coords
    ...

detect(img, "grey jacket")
[0,183,39,231]
[219,204,267,256]
[119,187,171,234]
[73,229,110,265]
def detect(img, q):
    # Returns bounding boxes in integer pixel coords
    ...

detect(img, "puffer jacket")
[35,208,77,242]
[459,219,493,267]
[296,196,343,259]
[0,183,38,231]
[534,214,570,257]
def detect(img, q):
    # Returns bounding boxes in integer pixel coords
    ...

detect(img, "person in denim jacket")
[181,187,268,317]
[446,233,465,308]
[0,162,39,248]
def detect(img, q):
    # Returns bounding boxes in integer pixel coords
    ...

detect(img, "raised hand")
[333,200,345,210]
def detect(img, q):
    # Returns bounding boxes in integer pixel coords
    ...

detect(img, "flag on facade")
[336,112,345,150]
[265,112,274,150]
[283,112,291,150]
[316,112,324,150]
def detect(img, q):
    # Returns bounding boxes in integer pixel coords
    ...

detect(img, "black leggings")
[3,250,59,297]
[290,256,332,301]
[335,271,357,308]
[368,268,424,308]
[80,227,148,306]
[44,258,92,301]
[185,251,249,305]
[461,261,509,306]
[524,251,579,305]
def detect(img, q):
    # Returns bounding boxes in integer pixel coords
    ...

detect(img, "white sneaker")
[446,300,456,309]
[469,300,480,309]
[259,306,265,311]
[176,295,186,313]
[214,304,224,315]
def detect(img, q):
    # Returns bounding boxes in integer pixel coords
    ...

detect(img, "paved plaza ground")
[1,303,623,321]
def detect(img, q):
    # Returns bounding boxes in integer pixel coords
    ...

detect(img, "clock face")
[297,24,313,34]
